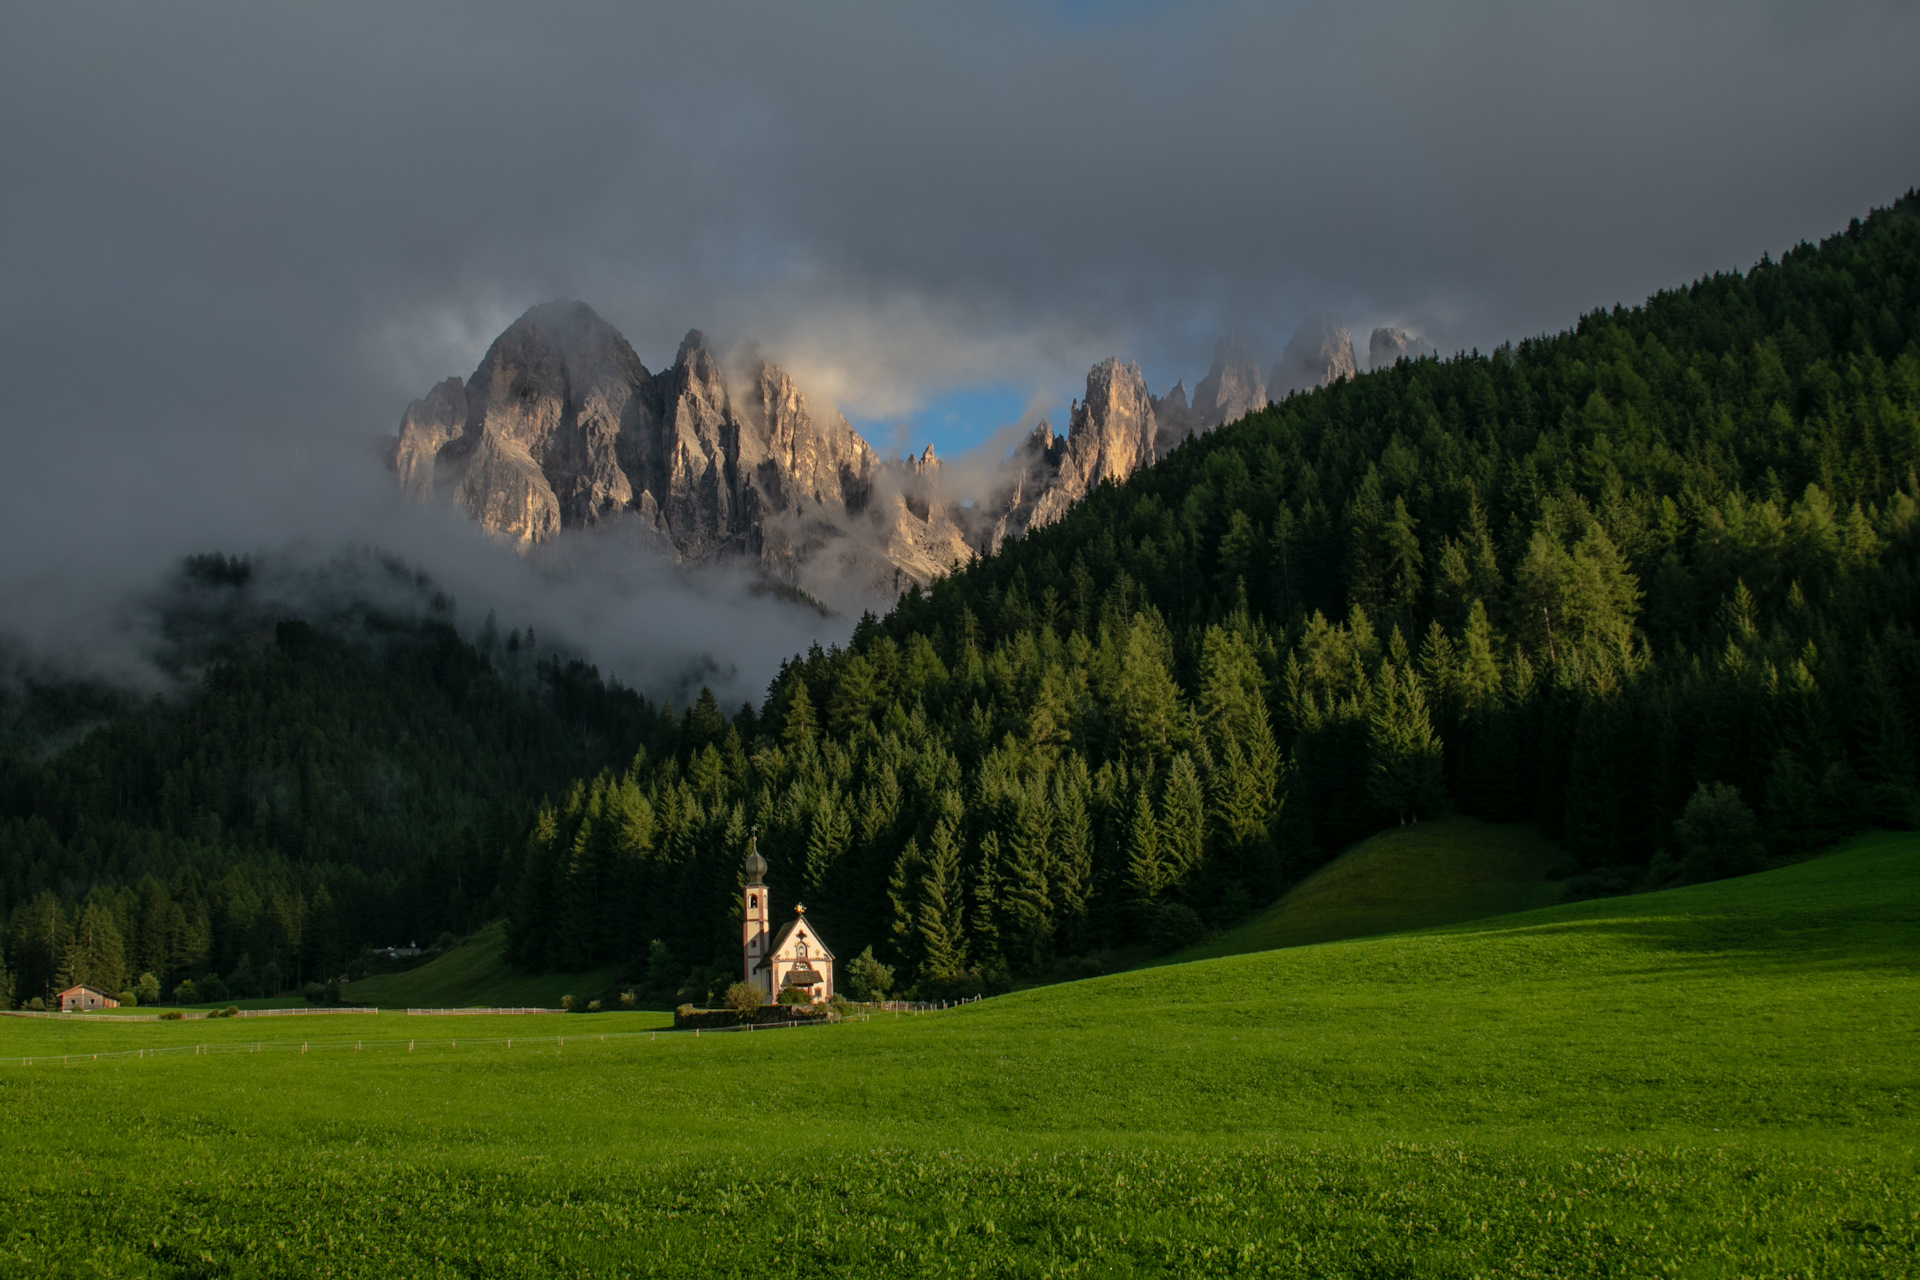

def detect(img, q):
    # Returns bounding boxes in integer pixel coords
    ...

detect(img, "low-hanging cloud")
[1,1,1916,696]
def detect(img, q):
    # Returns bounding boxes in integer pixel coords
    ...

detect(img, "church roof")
[767,910,834,961]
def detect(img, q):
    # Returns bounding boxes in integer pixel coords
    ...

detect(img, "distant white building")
[740,833,834,1004]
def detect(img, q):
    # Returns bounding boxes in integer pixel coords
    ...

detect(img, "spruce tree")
[1160,752,1207,884]
[1001,790,1054,967]
[1125,785,1170,907]
[916,824,968,980]
[1366,664,1447,824]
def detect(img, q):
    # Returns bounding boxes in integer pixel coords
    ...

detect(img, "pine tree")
[781,679,818,749]
[887,837,926,970]
[970,831,1004,973]
[1366,664,1447,824]
[1050,759,1095,948]
[687,687,728,750]
[1113,615,1185,765]
[1160,752,1206,884]
[805,786,852,895]
[916,823,968,981]
[1125,785,1170,907]
[1002,787,1054,967]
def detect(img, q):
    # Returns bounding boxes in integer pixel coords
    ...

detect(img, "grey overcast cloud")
[2,1,1917,698]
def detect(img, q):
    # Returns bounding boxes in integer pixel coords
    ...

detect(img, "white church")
[741,832,834,1004]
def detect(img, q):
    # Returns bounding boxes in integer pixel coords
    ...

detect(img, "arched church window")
[797,941,808,958]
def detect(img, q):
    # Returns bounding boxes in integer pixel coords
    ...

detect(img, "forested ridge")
[6,194,1919,1009]
[0,560,654,1006]
[507,193,1920,998]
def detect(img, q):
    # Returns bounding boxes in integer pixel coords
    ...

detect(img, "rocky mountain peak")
[1368,326,1435,370]
[1191,335,1268,428]
[394,303,1381,610]
[1269,313,1357,399]
[675,328,720,374]
[1071,358,1158,488]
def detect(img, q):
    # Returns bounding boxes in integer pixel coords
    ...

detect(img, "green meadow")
[1178,815,1568,961]
[340,921,622,1011]
[2,831,1915,1278]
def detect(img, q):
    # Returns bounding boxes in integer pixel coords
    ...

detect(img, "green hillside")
[340,922,624,1009]
[1181,814,1566,959]
[2,830,1914,1275]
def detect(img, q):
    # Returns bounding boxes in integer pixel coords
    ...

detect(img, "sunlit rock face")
[975,358,1163,550]
[391,302,1270,603]
[1368,326,1436,370]
[390,301,972,602]
[1269,313,1358,398]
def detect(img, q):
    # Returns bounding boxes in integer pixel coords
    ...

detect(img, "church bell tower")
[741,829,771,999]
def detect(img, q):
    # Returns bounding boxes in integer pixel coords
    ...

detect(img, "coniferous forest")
[0,558,655,1007]
[502,193,1920,996]
[5,193,1919,1006]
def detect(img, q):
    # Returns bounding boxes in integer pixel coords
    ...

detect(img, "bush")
[843,947,894,1002]
[303,982,327,1005]
[197,973,229,1004]
[1675,782,1766,883]
[586,999,602,1013]
[560,994,577,1012]
[776,985,813,1006]
[722,981,762,1012]
[675,963,733,1007]
[135,972,161,1006]
[173,980,199,1005]
[118,990,138,1008]
[27,996,45,1012]
[158,1010,183,1020]
[619,991,637,1009]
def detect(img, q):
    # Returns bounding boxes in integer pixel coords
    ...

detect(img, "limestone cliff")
[392,301,1268,604]
[391,301,973,603]
[974,358,1160,551]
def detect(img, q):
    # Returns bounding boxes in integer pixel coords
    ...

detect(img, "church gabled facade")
[741,832,834,1004]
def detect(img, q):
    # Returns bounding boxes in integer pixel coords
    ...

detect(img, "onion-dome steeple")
[743,828,767,886]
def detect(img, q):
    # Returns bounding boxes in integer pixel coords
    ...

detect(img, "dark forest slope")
[503,191,1920,998]
[0,557,656,1004]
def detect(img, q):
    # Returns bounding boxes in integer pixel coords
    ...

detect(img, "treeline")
[503,192,1920,996]
[0,579,657,1006]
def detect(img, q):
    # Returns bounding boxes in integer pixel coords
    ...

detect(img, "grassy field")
[1182,814,1567,961]
[339,920,624,1009]
[2,831,1915,1277]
